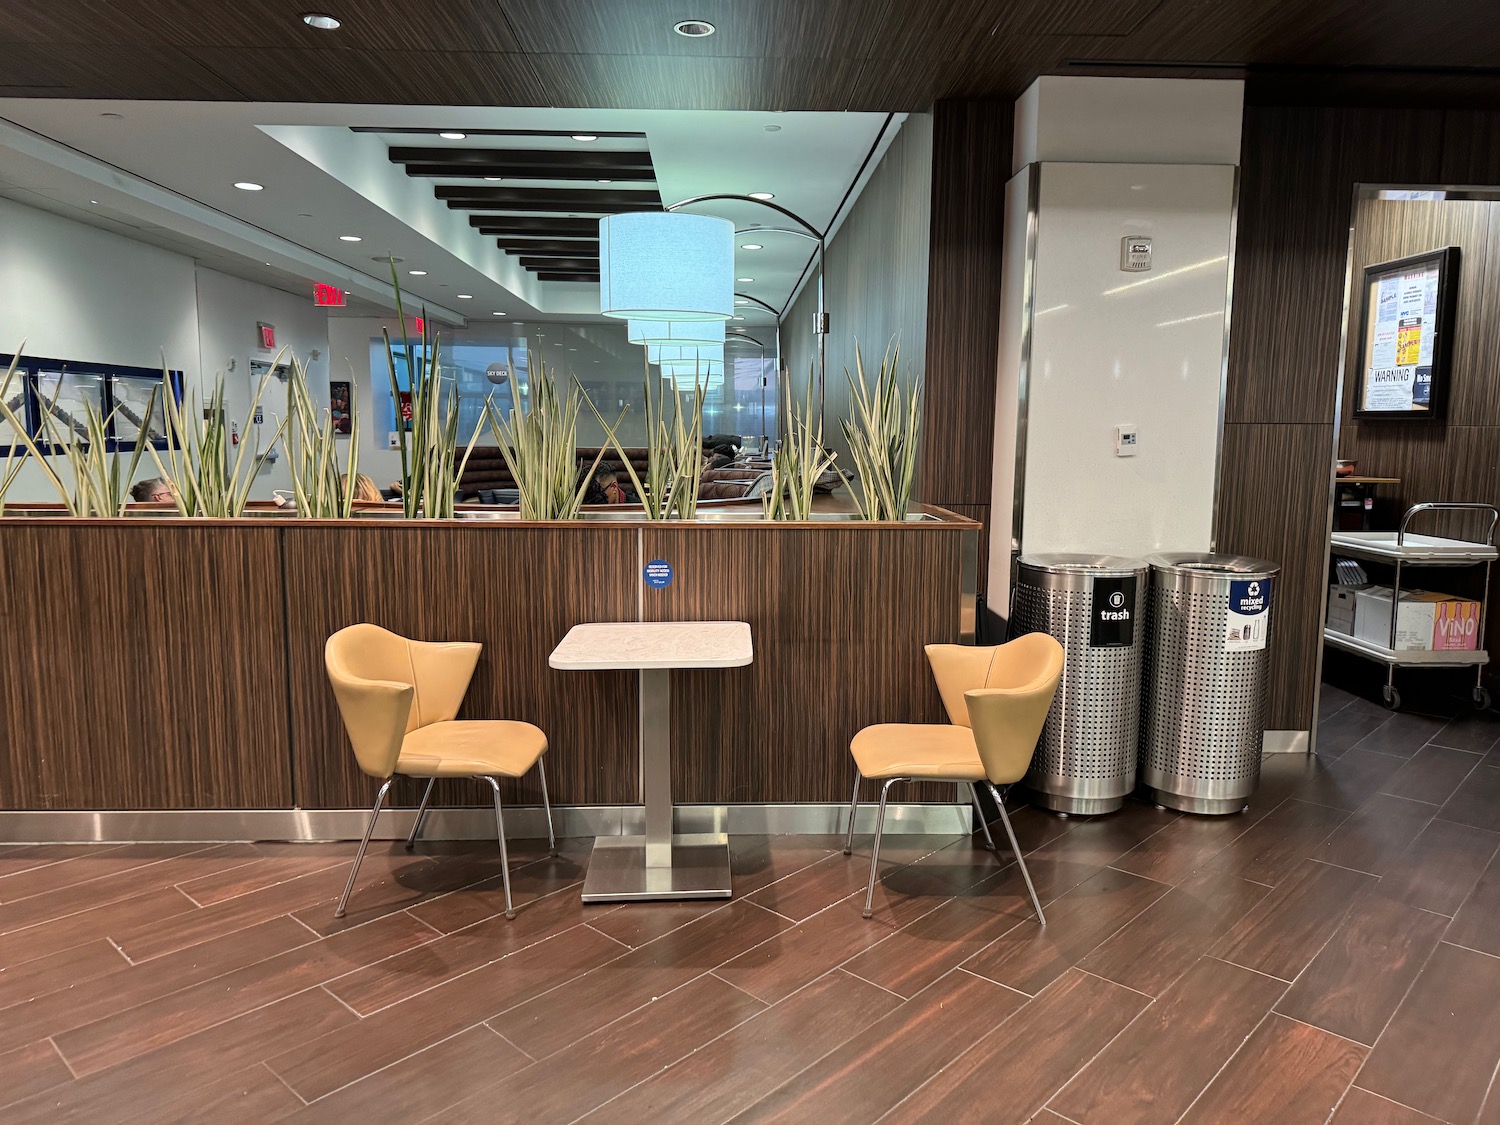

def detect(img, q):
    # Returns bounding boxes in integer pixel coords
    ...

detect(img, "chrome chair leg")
[536,757,557,856]
[843,770,862,855]
[405,778,436,851]
[336,778,393,919]
[863,778,898,919]
[969,783,997,851]
[987,782,1045,925]
[482,776,516,920]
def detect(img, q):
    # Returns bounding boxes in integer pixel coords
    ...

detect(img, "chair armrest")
[327,674,414,779]
[965,680,1058,786]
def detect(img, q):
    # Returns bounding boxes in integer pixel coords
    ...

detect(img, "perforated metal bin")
[1012,553,1149,815]
[1140,553,1281,815]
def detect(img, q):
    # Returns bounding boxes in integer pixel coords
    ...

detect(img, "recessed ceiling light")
[740,243,763,250]
[571,134,598,142]
[568,348,577,352]
[732,315,745,321]
[673,19,715,36]
[100,112,123,120]
[264,262,272,266]
[492,311,506,316]
[301,13,341,30]
[484,176,502,181]
[89,199,99,205]
[233,181,264,191]
[440,131,466,140]
[408,270,427,276]
[763,125,782,133]
[339,234,361,242]
[597,178,612,184]
[735,299,749,305]
[736,276,753,282]
[749,191,775,200]
[457,293,473,299]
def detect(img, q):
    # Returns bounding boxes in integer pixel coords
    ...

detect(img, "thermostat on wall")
[1120,236,1152,272]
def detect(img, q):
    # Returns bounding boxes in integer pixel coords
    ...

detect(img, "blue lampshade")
[648,343,724,365]
[661,358,724,389]
[600,212,734,321]
[627,319,726,346]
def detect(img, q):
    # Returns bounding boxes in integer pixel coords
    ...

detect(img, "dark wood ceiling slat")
[402,164,658,182]
[500,240,601,255]
[469,216,601,234]
[535,272,601,282]
[518,256,603,270]
[435,185,660,205]
[389,147,654,168]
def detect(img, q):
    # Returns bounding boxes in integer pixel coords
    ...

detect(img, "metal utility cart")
[1325,502,1498,711]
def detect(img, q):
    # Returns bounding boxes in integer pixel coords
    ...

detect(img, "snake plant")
[583,358,708,520]
[284,355,361,519]
[765,368,841,521]
[840,344,921,521]
[383,261,484,518]
[0,354,160,516]
[0,352,28,514]
[487,354,602,520]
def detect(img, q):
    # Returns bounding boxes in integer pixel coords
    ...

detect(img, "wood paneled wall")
[919,99,1015,600]
[0,517,975,811]
[640,524,969,803]
[1217,104,1500,730]
[282,524,640,810]
[1337,195,1500,658]
[0,525,291,809]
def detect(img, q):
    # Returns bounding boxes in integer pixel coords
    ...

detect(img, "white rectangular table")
[549,621,753,903]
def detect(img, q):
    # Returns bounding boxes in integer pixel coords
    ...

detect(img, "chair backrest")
[926,634,1065,785]
[324,623,482,778]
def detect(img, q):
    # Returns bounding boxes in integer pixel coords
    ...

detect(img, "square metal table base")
[580,832,733,903]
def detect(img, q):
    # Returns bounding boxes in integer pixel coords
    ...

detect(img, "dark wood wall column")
[921,99,1014,603]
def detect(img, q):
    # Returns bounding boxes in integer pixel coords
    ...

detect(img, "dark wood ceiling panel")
[0,0,162,45]
[518,256,603,271]
[117,0,524,52]
[403,163,658,181]
[391,146,653,170]
[183,48,547,104]
[524,53,865,110]
[497,0,897,58]
[536,272,601,282]
[0,43,250,98]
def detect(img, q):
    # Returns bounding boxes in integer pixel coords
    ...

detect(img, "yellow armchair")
[844,632,1064,921]
[325,623,555,920]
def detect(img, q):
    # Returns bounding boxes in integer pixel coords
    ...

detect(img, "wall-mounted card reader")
[1120,236,1153,272]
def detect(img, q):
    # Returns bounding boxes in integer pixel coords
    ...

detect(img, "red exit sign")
[313,283,346,307]
[256,321,275,349]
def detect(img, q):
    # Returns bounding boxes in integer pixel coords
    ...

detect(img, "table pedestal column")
[580,668,733,903]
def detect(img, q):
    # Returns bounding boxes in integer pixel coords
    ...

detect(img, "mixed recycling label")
[1089,576,1137,648]
[1225,578,1271,652]
[643,559,673,589]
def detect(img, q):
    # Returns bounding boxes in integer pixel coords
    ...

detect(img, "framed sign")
[1352,247,1460,420]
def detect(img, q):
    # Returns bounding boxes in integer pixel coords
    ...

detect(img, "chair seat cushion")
[397,720,547,778]
[851,724,985,781]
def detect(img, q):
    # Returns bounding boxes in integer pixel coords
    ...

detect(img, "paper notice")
[1365,367,1416,411]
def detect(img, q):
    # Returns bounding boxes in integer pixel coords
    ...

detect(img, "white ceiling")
[0,100,899,328]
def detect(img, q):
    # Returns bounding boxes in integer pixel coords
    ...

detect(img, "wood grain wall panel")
[1215,424,1335,729]
[282,524,638,809]
[0,524,291,809]
[640,525,970,803]
[920,99,1013,509]
[1439,110,1500,183]
[1226,106,1444,426]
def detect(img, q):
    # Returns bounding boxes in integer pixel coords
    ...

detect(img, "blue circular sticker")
[644,559,673,588]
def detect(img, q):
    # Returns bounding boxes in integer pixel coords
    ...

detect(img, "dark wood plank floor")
[2,685,1499,1123]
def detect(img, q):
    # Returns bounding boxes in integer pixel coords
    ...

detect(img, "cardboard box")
[1353,587,1481,651]
[1326,585,1360,636]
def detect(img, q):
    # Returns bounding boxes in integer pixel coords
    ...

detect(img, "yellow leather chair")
[844,633,1064,923]
[325,623,555,920]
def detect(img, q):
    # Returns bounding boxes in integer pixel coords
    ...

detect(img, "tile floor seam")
[319,981,367,1021]
[1274,1010,1381,1050]
[1168,1008,1276,1125]
[1354,1085,1457,1124]
[0,844,224,912]
[484,1023,535,1063]
[955,963,1035,998]
[1348,930,1449,1098]
[47,1035,80,1081]
[295,1019,509,1106]
[1075,966,1157,1001]
[708,968,778,1005]
[1205,953,1293,985]
[832,964,911,1002]
[264,1059,310,1107]
[581,921,635,949]
[1472,1054,1500,1125]
[404,908,446,936]
[1437,937,1500,962]
[105,937,136,967]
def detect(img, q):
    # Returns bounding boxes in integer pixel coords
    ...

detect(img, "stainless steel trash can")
[1140,553,1280,815]
[1012,553,1149,815]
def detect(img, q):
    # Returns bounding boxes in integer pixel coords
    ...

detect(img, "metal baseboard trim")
[0,802,972,844]
[1262,729,1310,754]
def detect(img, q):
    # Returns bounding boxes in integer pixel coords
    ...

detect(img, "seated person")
[582,461,638,505]
[339,473,384,503]
[129,477,174,503]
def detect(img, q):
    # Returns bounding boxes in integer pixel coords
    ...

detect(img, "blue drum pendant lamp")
[599,213,735,321]
[648,343,724,366]
[627,318,726,346]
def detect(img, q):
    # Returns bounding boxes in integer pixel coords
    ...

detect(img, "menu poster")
[1355,247,1459,420]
